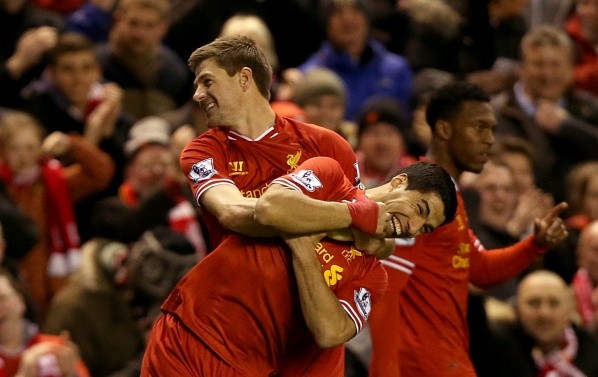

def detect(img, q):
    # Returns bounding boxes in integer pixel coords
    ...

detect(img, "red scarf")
[572,268,596,328]
[0,160,81,277]
[532,326,586,377]
[118,182,207,258]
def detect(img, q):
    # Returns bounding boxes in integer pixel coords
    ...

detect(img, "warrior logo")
[189,158,217,183]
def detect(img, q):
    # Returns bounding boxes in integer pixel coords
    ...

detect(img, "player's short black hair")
[425,81,490,131]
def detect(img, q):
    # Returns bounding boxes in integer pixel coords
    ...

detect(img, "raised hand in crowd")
[506,186,555,238]
[84,82,124,145]
[15,332,82,377]
[5,26,58,80]
[534,99,570,134]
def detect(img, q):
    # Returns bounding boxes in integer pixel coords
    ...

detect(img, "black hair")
[425,81,490,131]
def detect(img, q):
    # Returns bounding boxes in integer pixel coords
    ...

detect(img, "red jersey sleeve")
[270,156,358,202]
[468,233,546,288]
[179,131,235,204]
[333,257,388,335]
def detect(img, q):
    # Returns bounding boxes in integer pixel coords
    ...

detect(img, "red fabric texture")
[0,159,80,277]
[572,268,596,327]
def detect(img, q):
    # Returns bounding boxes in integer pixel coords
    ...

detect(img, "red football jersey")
[369,188,546,377]
[179,115,360,248]
[161,157,387,376]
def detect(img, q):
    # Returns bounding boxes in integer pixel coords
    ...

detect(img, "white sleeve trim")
[340,299,364,333]
[194,179,236,203]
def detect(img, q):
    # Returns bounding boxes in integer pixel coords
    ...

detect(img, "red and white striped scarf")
[532,326,586,377]
[0,159,81,277]
[572,268,596,328]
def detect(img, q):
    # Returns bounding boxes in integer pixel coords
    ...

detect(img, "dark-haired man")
[369,81,570,377]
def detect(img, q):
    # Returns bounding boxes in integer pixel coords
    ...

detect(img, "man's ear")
[239,68,252,91]
[435,120,452,141]
[390,173,408,189]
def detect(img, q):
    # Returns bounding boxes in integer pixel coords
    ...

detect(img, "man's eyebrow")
[194,72,209,86]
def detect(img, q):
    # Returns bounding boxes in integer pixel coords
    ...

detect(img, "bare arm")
[200,184,280,237]
[256,183,386,236]
[284,234,357,348]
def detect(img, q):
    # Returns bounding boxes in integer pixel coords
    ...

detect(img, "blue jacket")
[299,39,413,120]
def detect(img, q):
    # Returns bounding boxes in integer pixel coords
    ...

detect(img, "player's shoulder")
[181,129,226,153]
[277,115,343,140]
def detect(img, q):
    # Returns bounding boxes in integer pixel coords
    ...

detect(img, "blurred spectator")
[23,32,133,177]
[164,0,323,71]
[572,220,598,334]
[290,67,358,148]
[489,270,598,376]
[566,0,598,96]
[64,0,118,43]
[392,0,463,73]
[97,0,192,119]
[22,32,136,242]
[91,117,207,257]
[296,0,414,120]
[468,160,523,301]
[0,267,90,377]
[218,14,284,100]
[544,161,598,283]
[32,0,84,14]
[566,161,598,231]
[0,110,115,323]
[409,68,457,149]
[0,0,62,108]
[0,180,38,275]
[354,97,418,189]
[492,136,555,240]
[44,238,145,377]
[525,0,575,28]
[492,25,598,203]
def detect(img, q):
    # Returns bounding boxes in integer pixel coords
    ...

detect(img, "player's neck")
[233,102,276,140]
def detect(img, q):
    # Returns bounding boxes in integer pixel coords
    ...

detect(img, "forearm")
[216,198,280,237]
[200,185,279,237]
[64,134,115,201]
[287,236,356,348]
[255,186,352,233]
[469,236,545,288]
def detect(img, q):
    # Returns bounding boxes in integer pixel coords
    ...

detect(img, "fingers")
[543,202,568,223]
[534,212,569,249]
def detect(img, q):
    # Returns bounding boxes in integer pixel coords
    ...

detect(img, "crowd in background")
[0,0,597,376]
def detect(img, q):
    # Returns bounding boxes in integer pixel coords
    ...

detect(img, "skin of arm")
[255,183,386,235]
[200,184,281,237]
[284,233,357,348]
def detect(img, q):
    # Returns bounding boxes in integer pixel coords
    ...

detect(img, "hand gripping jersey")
[160,157,387,376]
[179,115,361,249]
[368,185,546,377]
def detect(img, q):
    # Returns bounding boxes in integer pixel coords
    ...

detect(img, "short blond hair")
[0,111,45,153]
[521,25,575,62]
[219,14,278,70]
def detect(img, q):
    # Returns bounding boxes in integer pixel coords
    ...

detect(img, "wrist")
[346,196,379,235]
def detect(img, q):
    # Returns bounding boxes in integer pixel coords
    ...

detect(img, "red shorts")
[141,313,246,377]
